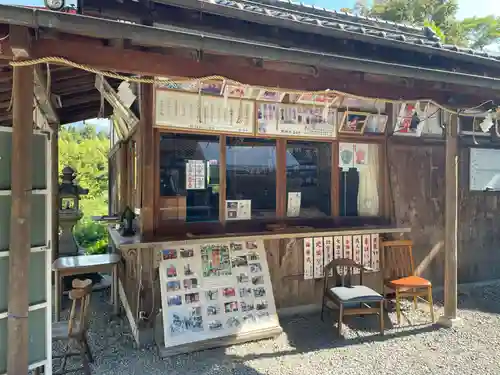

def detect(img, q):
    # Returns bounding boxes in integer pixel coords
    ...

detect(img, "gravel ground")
[53,281,500,375]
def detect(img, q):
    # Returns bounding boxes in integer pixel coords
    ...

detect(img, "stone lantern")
[58,166,89,257]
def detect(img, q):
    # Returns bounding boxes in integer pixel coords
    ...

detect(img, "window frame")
[153,129,389,234]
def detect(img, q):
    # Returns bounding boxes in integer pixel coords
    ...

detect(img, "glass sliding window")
[338,142,380,217]
[286,141,332,218]
[226,138,277,220]
[159,133,220,222]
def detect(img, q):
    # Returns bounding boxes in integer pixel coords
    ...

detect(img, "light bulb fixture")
[44,0,65,11]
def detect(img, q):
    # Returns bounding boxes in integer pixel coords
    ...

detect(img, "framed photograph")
[296,93,340,106]
[365,114,388,134]
[394,101,430,137]
[338,111,369,135]
[256,89,286,102]
[200,80,224,96]
[223,84,252,99]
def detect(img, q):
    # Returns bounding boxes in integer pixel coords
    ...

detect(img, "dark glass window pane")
[338,142,380,217]
[159,133,220,222]
[226,138,276,220]
[286,141,331,218]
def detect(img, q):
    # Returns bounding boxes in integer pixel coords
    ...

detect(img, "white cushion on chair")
[330,285,383,303]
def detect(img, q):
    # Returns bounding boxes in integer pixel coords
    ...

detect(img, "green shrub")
[73,219,109,255]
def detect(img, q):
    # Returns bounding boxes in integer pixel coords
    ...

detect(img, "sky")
[1,0,499,19]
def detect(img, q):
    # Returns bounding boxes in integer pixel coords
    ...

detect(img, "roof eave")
[153,0,500,69]
[0,5,499,92]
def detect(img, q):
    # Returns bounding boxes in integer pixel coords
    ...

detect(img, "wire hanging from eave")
[8,56,498,117]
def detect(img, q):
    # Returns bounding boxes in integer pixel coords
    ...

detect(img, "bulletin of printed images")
[159,239,277,347]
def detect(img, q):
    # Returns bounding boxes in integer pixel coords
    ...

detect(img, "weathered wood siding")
[389,141,500,285]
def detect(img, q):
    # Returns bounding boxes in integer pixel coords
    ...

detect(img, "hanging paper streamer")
[313,237,324,279]
[362,235,371,269]
[371,234,380,271]
[352,235,362,275]
[303,238,314,280]
[323,237,334,277]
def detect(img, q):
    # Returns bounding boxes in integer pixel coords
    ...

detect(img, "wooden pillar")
[118,143,128,213]
[381,103,394,220]
[276,139,287,218]
[7,63,34,375]
[219,135,227,223]
[139,82,155,238]
[51,127,59,260]
[441,113,459,326]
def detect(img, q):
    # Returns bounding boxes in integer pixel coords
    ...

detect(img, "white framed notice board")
[159,239,281,353]
[469,148,500,191]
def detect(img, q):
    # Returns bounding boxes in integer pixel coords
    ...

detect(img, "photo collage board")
[159,239,280,349]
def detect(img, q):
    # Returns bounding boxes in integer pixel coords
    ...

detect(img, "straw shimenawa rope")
[9,56,463,114]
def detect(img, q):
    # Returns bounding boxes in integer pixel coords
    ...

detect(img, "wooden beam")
[0,69,11,83]
[440,113,459,327]
[7,54,34,375]
[9,25,30,59]
[62,94,101,108]
[139,81,155,238]
[33,65,60,124]
[8,26,59,124]
[30,38,453,103]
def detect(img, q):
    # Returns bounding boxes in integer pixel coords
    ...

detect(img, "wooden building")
[1,0,500,372]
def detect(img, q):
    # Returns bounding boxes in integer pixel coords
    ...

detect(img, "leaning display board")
[155,89,255,135]
[159,239,281,354]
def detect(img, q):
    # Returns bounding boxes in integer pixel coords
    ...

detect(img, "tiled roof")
[199,0,500,62]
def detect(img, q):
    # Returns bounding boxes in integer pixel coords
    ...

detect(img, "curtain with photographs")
[357,143,380,216]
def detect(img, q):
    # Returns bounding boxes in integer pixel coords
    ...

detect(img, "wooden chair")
[381,240,435,324]
[53,279,94,375]
[321,258,384,336]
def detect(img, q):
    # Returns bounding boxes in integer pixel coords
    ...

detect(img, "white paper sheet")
[371,234,380,271]
[352,235,362,275]
[287,192,302,217]
[323,237,334,277]
[313,237,324,279]
[303,238,314,280]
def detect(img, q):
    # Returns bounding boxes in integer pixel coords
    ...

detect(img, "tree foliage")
[59,122,110,254]
[347,0,499,50]
[59,122,109,207]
